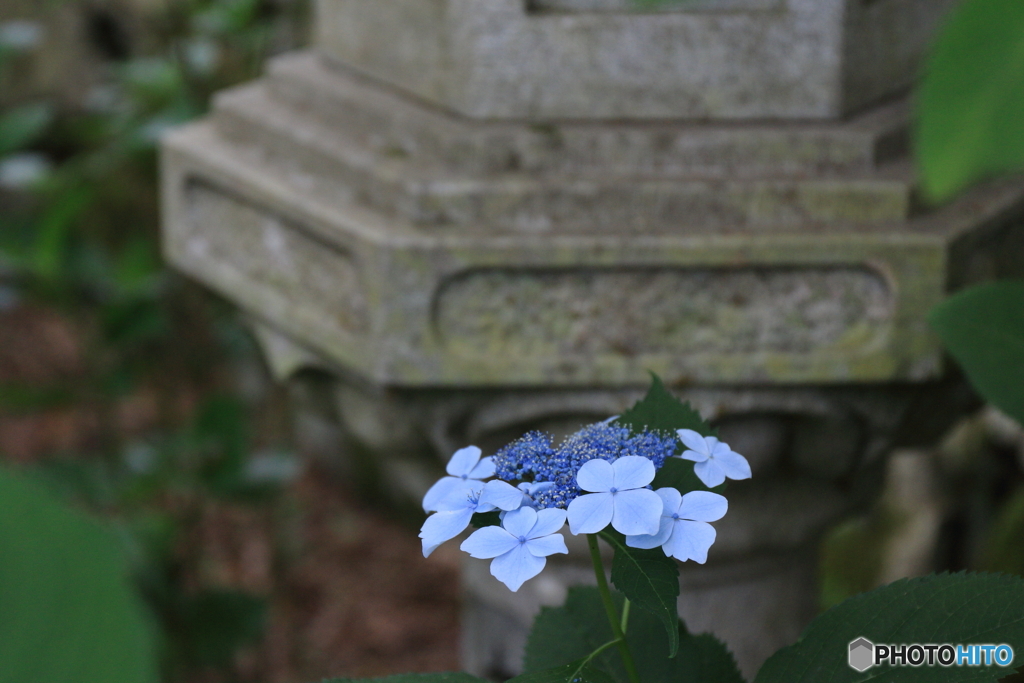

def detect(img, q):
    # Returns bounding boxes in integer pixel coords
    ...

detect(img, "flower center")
[518,535,527,544]
[609,487,618,494]
[671,513,680,520]
[461,474,468,480]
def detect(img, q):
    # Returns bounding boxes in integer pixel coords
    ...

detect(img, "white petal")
[525,534,568,557]
[490,545,546,592]
[446,446,482,476]
[529,508,567,539]
[676,491,728,522]
[676,429,710,455]
[422,476,463,512]
[611,456,656,490]
[654,487,683,515]
[663,520,716,564]
[715,449,752,481]
[625,515,674,550]
[419,508,473,557]
[693,459,726,488]
[567,492,614,534]
[575,458,614,493]
[611,489,663,536]
[502,507,539,538]
[460,526,519,559]
[469,455,496,479]
[480,480,525,511]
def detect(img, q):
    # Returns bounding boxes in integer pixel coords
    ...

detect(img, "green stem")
[620,598,632,634]
[587,534,641,683]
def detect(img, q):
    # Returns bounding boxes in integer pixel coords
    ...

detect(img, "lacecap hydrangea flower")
[461,507,568,591]
[625,489,727,563]
[677,429,752,488]
[419,420,750,591]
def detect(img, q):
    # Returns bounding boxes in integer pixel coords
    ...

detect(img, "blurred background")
[0,1,460,681]
[0,0,1023,682]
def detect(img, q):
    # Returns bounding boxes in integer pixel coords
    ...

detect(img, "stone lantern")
[160,0,1024,678]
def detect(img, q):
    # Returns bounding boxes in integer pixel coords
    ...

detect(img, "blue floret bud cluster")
[493,421,678,510]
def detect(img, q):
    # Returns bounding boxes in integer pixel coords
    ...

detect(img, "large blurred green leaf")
[916,0,1024,202]
[754,573,1024,683]
[928,281,1024,424]
[0,102,54,157]
[0,467,158,683]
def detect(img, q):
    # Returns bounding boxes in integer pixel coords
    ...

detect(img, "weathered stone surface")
[161,124,1024,387]
[314,0,957,120]
[263,53,909,180]
[212,75,913,233]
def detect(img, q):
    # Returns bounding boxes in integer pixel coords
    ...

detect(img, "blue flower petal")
[528,508,567,539]
[423,476,475,512]
[433,480,484,512]
[693,459,726,488]
[576,458,614,493]
[567,491,614,534]
[446,446,483,476]
[654,487,683,513]
[611,456,656,490]
[676,429,709,455]
[525,534,568,558]
[626,515,674,550]
[479,480,525,512]
[714,448,752,481]
[461,526,519,559]
[501,507,538,538]
[419,508,474,557]
[663,519,716,563]
[611,488,662,536]
[469,455,496,479]
[490,544,546,592]
[677,491,728,522]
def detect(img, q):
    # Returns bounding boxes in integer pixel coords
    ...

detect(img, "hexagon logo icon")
[849,637,875,672]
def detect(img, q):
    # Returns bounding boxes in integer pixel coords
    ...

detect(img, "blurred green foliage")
[915,0,1024,203]
[0,0,308,680]
[0,466,158,683]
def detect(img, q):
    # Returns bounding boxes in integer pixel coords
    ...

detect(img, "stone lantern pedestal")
[161,0,1024,678]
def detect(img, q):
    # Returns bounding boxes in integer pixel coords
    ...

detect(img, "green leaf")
[525,587,621,678]
[600,530,681,658]
[928,282,1024,425]
[615,374,714,438]
[470,510,501,528]
[0,466,158,683]
[916,0,1024,202]
[0,102,54,156]
[321,675,486,683]
[506,660,617,683]
[525,587,743,683]
[754,572,1024,683]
